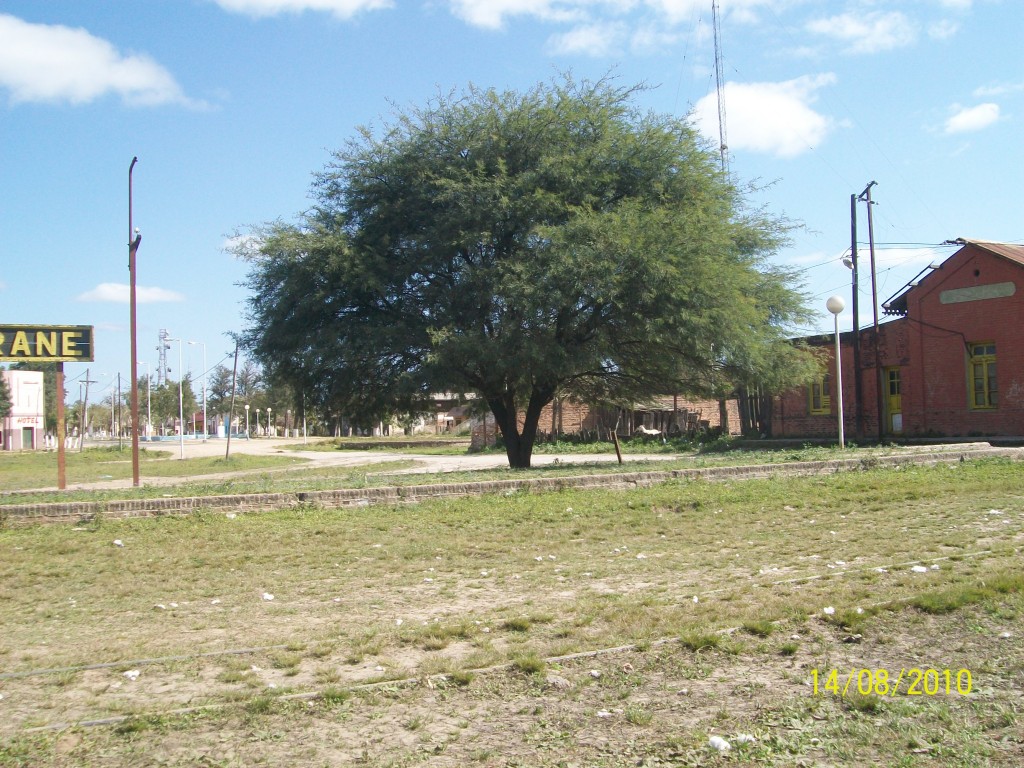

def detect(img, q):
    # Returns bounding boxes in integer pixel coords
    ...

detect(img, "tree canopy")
[239,76,817,467]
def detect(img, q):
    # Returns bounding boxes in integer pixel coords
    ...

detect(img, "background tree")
[149,377,198,435]
[0,368,12,420]
[240,76,817,467]
[208,359,264,414]
[207,365,235,414]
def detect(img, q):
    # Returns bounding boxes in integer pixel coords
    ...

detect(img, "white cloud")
[629,22,683,54]
[642,0,780,26]
[212,0,393,18]
[641,0,706,26]
[944,103,1000,134]
[973,81,1024,98]
[691,74,836,159]
[927,20,959,40]
[447,0,778,32]
[77,283,186,303]
[806,11,916,54]
[0,14,194,106]
[547,22,625,56]
[447,0,583,29]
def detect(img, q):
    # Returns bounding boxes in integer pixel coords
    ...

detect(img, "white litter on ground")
[709,735,731,752]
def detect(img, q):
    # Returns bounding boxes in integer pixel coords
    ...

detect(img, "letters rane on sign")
[0,326,95,362]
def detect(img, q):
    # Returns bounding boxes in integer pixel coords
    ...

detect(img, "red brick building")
[773,239,1024,440]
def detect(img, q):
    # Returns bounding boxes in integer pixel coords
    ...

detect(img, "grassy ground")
[0,458,1021,765]
[0,440,975,507]
[0,446,310,495]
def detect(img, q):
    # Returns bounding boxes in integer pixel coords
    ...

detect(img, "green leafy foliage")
[238,75,817,467]
[0,368,12,420]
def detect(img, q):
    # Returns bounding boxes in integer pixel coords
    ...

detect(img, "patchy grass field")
[0,459,1022,766]
[0,446,313,496]
[0,439,988,507]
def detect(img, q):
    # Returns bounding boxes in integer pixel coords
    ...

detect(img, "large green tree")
[240,76,816,467]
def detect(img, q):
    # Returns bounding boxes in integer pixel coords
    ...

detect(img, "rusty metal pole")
[128,157,142,486]
[56,362,66,489]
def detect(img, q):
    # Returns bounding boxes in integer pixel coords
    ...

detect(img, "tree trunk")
[488,386,554,469]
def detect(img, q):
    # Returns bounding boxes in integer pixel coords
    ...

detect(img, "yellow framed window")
[809,373,831,415]
[968,342,997,409]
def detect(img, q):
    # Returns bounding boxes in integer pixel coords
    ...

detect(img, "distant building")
[470,395,740,449]
[1,369,46,450]
[772,239,1024,439]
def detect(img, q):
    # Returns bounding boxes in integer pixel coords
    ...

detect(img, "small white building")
[1,369,45,450]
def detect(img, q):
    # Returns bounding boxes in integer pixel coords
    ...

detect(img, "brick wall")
[773,242,1024,439]
[471,396,741,449]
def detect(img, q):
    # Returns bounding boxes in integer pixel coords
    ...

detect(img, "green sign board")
[0,325,95,362]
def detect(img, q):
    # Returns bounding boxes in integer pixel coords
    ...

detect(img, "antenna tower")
[157,329,171,386]
[712,0,728,172]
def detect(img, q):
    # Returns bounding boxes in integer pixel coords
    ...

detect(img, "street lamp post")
[244,404,250,439]
[826,295,846,449]
[255,408,261,436]
[187,340,207,441]
[267,407,273,437]
[167,337,185,458]
[128,156,143,486]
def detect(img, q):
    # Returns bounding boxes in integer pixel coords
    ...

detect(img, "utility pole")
[225,342,239,459]
[56,364,66,489]
[858,180,882,443]
[128,157,143,486]
[80,369,97,452]
[849,194,863,440]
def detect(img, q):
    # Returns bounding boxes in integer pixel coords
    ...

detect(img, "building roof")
[882,238,1024,316]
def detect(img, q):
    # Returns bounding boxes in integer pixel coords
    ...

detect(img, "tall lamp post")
[128,157,143,486]
[245,403,250,439]
[267,407,273,437]
[167,337,185,459]
[188,340,207,441]
[826,295,846,449]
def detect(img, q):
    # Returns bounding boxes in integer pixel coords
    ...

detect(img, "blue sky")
[2,0,1021,404]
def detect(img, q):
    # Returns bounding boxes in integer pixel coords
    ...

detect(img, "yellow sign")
[0,325,95,362]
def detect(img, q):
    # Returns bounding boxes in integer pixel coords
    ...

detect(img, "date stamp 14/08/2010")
[811,668,973,697]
